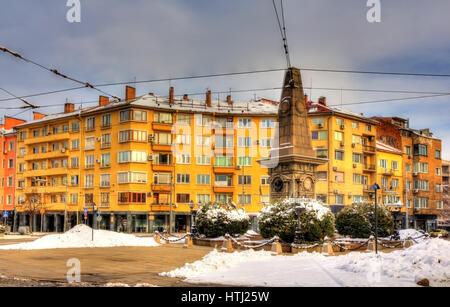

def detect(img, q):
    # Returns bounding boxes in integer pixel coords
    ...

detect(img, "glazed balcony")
[24,132,70,145]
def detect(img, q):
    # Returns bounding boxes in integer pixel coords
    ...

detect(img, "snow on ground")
[161,238,450,287]
[398,229,428,241]
[0,225,159,250]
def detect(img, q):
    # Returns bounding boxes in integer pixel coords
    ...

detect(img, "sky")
[0,0,449,159]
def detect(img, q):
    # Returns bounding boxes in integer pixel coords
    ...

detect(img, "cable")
[0,87,38,109]
[329,93,450,107]
[0,46,121,101]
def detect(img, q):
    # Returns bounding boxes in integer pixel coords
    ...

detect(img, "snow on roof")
[308,103,379,124]
[376,140,403,154]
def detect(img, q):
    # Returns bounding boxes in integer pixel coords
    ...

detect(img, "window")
[196,155,211,165]
[404,146,411,155]
[120,109,148,122]
[413,162,428,174]
[261,176,270,185]
[72,121,80,132]
[176,194,190,203]
[311,117,324,125]
[237,156,251,166]
[71,157,79,168]
[18,179,25,189]
[215,136,233,148]
[214,156,233,167]
[260,138,272,147]
[176,174,190,184]
[197,115,211,127]
[334,131,343,141]
[72,139,80,150]
[435,150,441,159]
[85,155,94,168]
[391,161,399,170]
[85,136,95,150]
[436,168,442,176]
[353,174,364,184]
[70,175,79,186]
[101,193,110,206]
[19,147,26,156]
[238,118,252,128]
[86,117,95,131]
[237,137,251,147]
[62,124,69,132]
[312,131,327,140]
[154,173,171,184]
[101,133,111,148]
[351,122,359,129]
[118,151,148,163]
[238,175,252,185]
[197,174,210,185]
[100,174,110,187]
[334,172,344,183]
[197,194,211,204]
[52,143,60,151]
[154,112,172,124]
[317,172,327,181]
[238,194,251,204]
[118,172,147,184]
[33,130,40,137]
[215,117,230,129]
[391,179,399,188]
[414,180,429,191]
[352,135,362,144]
[153,153,172,165]
[118,192,146,204]
[336,118,344,125]
[33,146,39,154]
[8,159,13,169]
[414,144,428,156]
[175,134,191,145]
[85,193,94,205]
[51,160,59,168]
[215,194,232,204]
[53,126,60,134]
[335,194,344,205]
[215,175,232,187]
[381,177,388,188]
[102,114,111,128]
[19,163,26,172]
[84,174,94,188]
[436,184,442,193]
[176,154,191,164]
[19,131,27,141]
[315,149,328,159]
[379,159,388,169]
[414,197,429,209]
[436,201,443,209]
[261,119,275,128]
[352,153,361,163]
[62,159,68,168]
[154,133,172,145]
[366,124,372,132]
[335,150,344,161]
[7,176,13,187]
[176,113,191,125]
[196,135,210,146]
[101,153,110,167]
[32,162,39,170]
[119,130,147,143]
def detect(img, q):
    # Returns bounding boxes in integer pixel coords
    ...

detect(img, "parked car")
[429,229,449,238]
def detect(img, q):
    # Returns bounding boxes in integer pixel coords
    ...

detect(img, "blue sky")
[0,0,449,158]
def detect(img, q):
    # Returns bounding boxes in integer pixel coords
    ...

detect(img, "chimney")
[99,95,110,107]
[64,103,75,113]
[318,96,327,106]
[33,112,46,120]
[183,94,189,100]
[227,95,232,105]
[125,86,136,101]
[206,90,211,107]
[169,87,174,105]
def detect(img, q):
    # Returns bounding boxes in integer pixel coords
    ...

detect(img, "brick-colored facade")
[440,160,450,229]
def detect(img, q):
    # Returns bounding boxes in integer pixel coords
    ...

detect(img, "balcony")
[24,167,69,177]
[101,143,111,149]
[151,144,173,152]
[381,169,394,176]
[152,164,174,172]
[213,166,236,174]
[150,204,170,211]
[24,132,70,145]
[362,145,376,154]
[152,122,173,132]
[151,184,172,192]
[363,164,376,172]
[24,186,68,194]
[24,150,69,161]
[413,208,441,216]
[213,186,235,193]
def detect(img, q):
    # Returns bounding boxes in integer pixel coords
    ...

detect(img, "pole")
[404,166,409,229]
[374,189,378,254]
[92,203,95,241]
[169,173,173,234]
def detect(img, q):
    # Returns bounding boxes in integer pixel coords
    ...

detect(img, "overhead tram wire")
[272,0,291,69]
[329,93,450,107]
[0,45,121,101]
[0,87,38,109]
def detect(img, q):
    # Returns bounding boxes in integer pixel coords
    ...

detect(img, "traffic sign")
[96,215,102,222]
[2,212,8,218]
[84,208,88,217]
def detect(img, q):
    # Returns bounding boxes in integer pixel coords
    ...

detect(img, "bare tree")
[17,191,50,233]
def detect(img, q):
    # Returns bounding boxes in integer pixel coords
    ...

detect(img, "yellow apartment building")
[14,87,278,233]
[307,97,379,210]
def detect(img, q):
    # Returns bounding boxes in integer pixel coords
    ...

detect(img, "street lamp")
[189,200,197,236]
[294,206,306,244]
[370,183,381,254]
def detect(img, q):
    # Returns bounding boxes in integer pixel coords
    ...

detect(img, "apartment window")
[154,112,172,124]
[42,145,47,153]
[238,118,252,128]
[261,176,270,185]
[33,147,39,154]
[51,160,59,168]
[391,161,399,170]
[352,153,361,163]
[215,136,233,148]
[8,159,13,169]
[414,197,429,209]
[62,124,69,132]
[120,109,148,122]
[196,155,211,165]
[215,194,232,204]
[100,174,110,187]
[197,115,211,127]
[52,143,60,152]
[118,151,148,163]
[7,176,13,187]
[84,174,94,188]
[404,146,411,155]
[85,136,95,150]
[436,184,442,193]
[435,150,441,159]
[20,147,26,156]
[70,175,79,186]
[414,144,428,156]
[101,153,110,167]
[436,168,442,176]
[334,172,344,183]
[197,174,210,185]
[238,194,251,205]
[336,118,344,125]
[101,193,110,206]
[86,117,95,131]
[197,194,210,204]
[214,156,233,167]
[71,157,79,168]
[366,124,372,132]
[175,194,190,203]
[176,154,191,164]
[19,163,26,172]
[119,130,147,143]
[413,162,428,174]
[261,119,275,128]
[215,175,232,187]
[352,135,362,144]
[414,180,429,191]
[176,113,191,125]
[118,192,146,204]
[33,130,40,137]
[53,126,60,134]
[335,150,344,161]
[353,174,364,185]
[85,155,94,168]
[238,137,251,147]
[334,131,343,141]
[153,153,172,165]
[215,117,230,129]
[175,134,191,145]
[18,179,25,189]
[335,194,344,205]
[381,177,388,188]
[72,122,80,132]
[312,131,327,140]
[238,175,252,185]
[32,162,39,170]
[154,133,172,145]
[72,139,79,150]
[351,122,359,129]
[317,172,327,181]
[237,156,251,166]
[379,159,388,169]
[315,149,328,159]
[62,159,68,168]
[260,138,272,148]
[391,179,399,188]
[176,174,190,184]
[85,193,94,205]
[101,133,111,148]
[102,114,111,128]
[118,172,147,184]
[436,201,443,209]
[153,173,171,185]
[196,135,210,146]
[19,131,27,141]
[311,117,324,125]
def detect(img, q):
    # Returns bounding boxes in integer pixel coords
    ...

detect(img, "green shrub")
[195,202,250,238]
[0,225,6,234]
[258,199,335,243]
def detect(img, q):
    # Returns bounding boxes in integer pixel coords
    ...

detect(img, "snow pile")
[0,224,159,250]
[161,239,450,287]
[398,229,428,241]
[245,230,259,236]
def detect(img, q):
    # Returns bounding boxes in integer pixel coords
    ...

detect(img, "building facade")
[439,160,450,229]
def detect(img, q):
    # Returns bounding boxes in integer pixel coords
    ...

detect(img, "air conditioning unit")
[340,124,345,130]
[408,155,412,159]
[413,172,418,176]
[96,137,101,142]
[60,148,66,153]
[333,167,338,171]
[148,155,153,161]
[414,189,419,194]
[353,164,357,168]
[340,142,345,147]
[333,190,339,194]
[148,134,155,143]
[318,123,324,128]
[369,136,374,141]
[147,192,152,197]
[235,165,242,170]
[351,143,356,148]
[96,159,100,164]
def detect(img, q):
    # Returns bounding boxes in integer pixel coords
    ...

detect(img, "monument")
[260,67,327,200]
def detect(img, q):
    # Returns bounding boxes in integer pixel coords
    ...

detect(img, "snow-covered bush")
[195,202,250,238]
[258,199,335,243]
[336,202,394,238]
[0,225,6,234]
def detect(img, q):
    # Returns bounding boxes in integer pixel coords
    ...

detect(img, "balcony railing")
[362,145,376,153]
[363,164,376,171]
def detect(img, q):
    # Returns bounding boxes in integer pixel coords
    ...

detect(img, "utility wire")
[0,45,121,101]
[329,93,450,107]
[0,87,38,109]
[272,0,291,68]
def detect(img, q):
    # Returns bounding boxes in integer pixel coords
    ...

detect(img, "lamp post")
[294,206,306,244]
[370,183,381,254]
[189,200,196,235]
